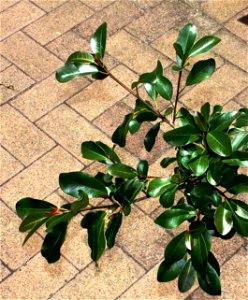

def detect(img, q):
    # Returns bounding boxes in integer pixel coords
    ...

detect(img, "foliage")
[16,23,248,296]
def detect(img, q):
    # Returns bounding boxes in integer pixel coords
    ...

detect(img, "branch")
[173,70,182,124]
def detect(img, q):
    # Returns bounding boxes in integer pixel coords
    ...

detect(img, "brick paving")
[0,0,247,299]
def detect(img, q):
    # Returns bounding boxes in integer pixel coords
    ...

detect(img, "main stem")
[173,70,182,124]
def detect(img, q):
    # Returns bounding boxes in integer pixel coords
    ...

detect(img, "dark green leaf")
[210,111,239,132]
[189,36,221,57]
[81,141,113,164]
[232,213,248,236]
[230,199,248,220]
[157,256,187,282]
[66,51,95,65]
[206,130,232,157]
[227,174,248,194]
[177,23,198,56]
[235,115,248,128]
[208,252,220,276]
[105,213,122,248]
[112,113,133,147]
[114,178,144,204]
[189,221,206,237]
[207,163,223,185]
[22,216,50,245]
[155,75,173,100]
[147,178,171,197]
[222,151,248,167]
[46,212,75,229]
[178,259,196,292]
[200,102,210,121]
[160,157,177,168]
[137,160,149,178]
[214,203,233,235]
[128,119,141,134]
[159,184,178,207]
[144,123,160,152]
[164,125,201,146]
[108,163,137,179]
[194,112,208,132]
[231,132,248,151]
[197,263,221,295]
[191,234,208,275]
[81,211,106,261]
[164,231,187,263]
[59,172,108,198]
[164,106,173,116]
[173,42,184,59]
[186,59,216,86]
[90,22,107,59]
[19,214,49,232]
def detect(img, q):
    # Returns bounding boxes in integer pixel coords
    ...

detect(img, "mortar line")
[0,0,21,13]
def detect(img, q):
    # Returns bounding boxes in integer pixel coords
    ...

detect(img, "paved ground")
[0,0,247,299]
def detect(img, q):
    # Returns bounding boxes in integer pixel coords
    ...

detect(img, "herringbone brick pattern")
[0,0,247,299]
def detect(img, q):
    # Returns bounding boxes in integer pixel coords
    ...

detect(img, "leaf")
[19,214,49,232]
[206,130,232,157]
[189,36,221,57]
[66,51,95,65]
[81,211,106,261]
[144,123,160,152]
[186,59,216,86]
[177,23,198,56]
[222,151,248,167]
[231,132,248,151]
[200,102,210,121]
[227,174,248,194]
[232,213,248,236]
[108,163,137,179]
[157,256,187,282]
[159,184,178,208]
[208,252,220,276]
[137,160,149,178]
[160,157,177,168]
[197,263,221,295]
[230,199,248,220]
[147,178,171,197]
[56,63,100,83]
[214,203,233,235]
[210,111,239,132]
[155,208,196,229]
[163,125,201,146]
[112,113,133,147]
[41,222,68,263]
[207,163,223,185]
[105,213,123,248]
[16,198,56,220]
[173,43,184,59]
[191,234,209,275]
[22,216,49,245]
[178,259,196,292]
[155,74,173,100]
[128,119,141,134]
[188,154,209,177]
[90,22,107,59]
[59,172,108,198]
[46,212,75,229]
[164,231,187,263]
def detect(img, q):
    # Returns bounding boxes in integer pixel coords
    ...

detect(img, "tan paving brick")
[80,0,113,11]
[117,206,170,269]
[0,0,44,40]
[24,0,93,45]
[0,65,34,104]
[0,0,19,12]
[32,0,68,12]
[214,29,247,71]
[181,63,247,111]
[67,64,137,120]
[120,260,196,299]
[1,32,61,81]
[0,146,23,185]
[191,247,248,300]
[225,9,248,41]
[232,87,247,106]
[0,260,11,282]
[51,246,145,300]
[201,0,248,23]
[76,0,143,39]
[224,99,243,111]
[0,55,11,72]
[37,104,111,162]
[0,202,42,270]
[108,30,171,74]
[0,146,83,210]
[11,73,89,121]
[135,0,163,9]
[0,253,78,299]
[0,104,55,165]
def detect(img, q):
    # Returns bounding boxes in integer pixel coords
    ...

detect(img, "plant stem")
[173,70,182,124]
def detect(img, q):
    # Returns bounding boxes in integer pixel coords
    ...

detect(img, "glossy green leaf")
[186,59,216,86]
[164,231,187,263]
[128,119,141,134]
[147,178,171,197]
[189,154,209,176]
[159,184,178,208]
[178,259,196,292]
[214,203,233,235]
[114,178,144,204]
[112,113,133,147]
[197,263,221,295]
[189,36,221,57]
[66,51,95,65]
[232,213,248,236]
[177,23,198,56]
[22,216,50,245]
[227,174,248,194]
[155,75,173,100]
[194,112,208,132]
[155,208,196,229]
[191,233,208,275]
[200,102,210,121]
[173,43,184,59]
[222,151,248,167]
[231,132,248,151]
[235,115,248,127]
[137,160,149,178]
[19,214,48,232]
[210,111,239,132]
[160,157,177,168]
[163,125,201,146]
[108,163,137,179]
[157,256,186,282]
[206,130,232,157]
[189,221,206,237]
[16,198,56,220]
[105,213,122,248]
[207,163,223,185]
[144,123,160,152]
[81,211,106,261]
[230,199,248,220]
[90,22,107,59]
[191,182,221,207]
[208,252,220,276]
[59,172,108,198]
[41,222,68,263]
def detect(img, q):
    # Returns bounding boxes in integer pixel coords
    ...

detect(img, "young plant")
[16,23,248,296]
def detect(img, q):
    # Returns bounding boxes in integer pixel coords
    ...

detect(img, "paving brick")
[0,260,11,282]
[232,87,247,106]
[225,9,248,41]
[11,73,89,121]
[201,0,248,23]
[67,64,137,120]
[0,0,19,12]
[0,0,44,40]
[0,146,23,185]
[214,29,247,71]
[0,104,55,165]
[80,0,113,11]
[76,0,143,39]
[181,63,247,111]
[120,260,196,299]
[191,247,248,300]
[223,99,243,112]
[0,253,78,299]
[32,0,68,12]
[37,104,111,162]
[0,202,42,270]
[51,246,145,300]
[1,32,61,81]
[24,0,93,45]
[135,0,163,9]
[0,55,11,72]
[0,65,34,104]
[0,146,83,211]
